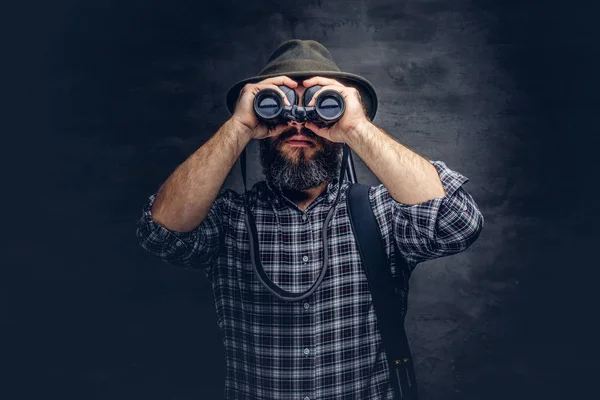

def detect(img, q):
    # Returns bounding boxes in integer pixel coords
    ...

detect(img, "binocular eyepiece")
[253,85,345,128]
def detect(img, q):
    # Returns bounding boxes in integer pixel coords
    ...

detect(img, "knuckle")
[262,75,286,83]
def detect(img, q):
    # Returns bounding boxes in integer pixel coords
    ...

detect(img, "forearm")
[345,122,446,205]
[151,118,252,232]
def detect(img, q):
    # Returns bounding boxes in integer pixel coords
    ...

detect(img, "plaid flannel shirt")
[136,160,484,400]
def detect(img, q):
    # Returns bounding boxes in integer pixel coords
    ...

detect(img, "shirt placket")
[299,208,315,400]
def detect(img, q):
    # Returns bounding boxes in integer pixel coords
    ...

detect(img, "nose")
[288,120,305,129]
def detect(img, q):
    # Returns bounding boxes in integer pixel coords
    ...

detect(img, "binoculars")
[253,85,345,128]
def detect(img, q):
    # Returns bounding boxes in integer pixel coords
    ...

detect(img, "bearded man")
[137,39,484,400]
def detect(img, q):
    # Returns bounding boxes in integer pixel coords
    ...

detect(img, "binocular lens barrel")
[254,89,283,119]
[315,90,344,121]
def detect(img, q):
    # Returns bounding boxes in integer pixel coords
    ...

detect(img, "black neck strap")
[241,144,352,301]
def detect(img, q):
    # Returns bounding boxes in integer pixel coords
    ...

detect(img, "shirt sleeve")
[376,160,484,268]
[135,188,235,279]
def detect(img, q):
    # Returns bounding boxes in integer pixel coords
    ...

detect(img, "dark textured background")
[4,0,598,399]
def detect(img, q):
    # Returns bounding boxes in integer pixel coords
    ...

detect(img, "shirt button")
[302,255,309,262]
[302,214,308,221]
[303,302,310,310]
[175,241,182,247]
[303,348,310,356]
[304,397,311,400]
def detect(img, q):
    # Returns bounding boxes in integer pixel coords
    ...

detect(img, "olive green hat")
[225,39,378,121]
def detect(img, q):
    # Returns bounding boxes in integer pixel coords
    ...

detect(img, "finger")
[303,76,344,88]
[253,83,292,106]
[258,75,298,89]
[272,124,290,137]
[305,121,329,140]
[304,121,320,133]
[264,123,289,139]
[306,85,346,107]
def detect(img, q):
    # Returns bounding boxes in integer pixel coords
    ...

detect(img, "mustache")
[275,127,320,143]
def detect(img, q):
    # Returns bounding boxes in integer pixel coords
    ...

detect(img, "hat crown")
[258,39,341,75]
[267,40,335,64]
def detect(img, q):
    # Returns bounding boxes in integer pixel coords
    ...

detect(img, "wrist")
[223,118,253,151]
[346,120,374,147]
[229,117,255,137]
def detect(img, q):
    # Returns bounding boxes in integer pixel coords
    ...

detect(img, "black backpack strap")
[346,183,419,400]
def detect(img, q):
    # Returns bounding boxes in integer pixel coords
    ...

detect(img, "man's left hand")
[303,76,371,143]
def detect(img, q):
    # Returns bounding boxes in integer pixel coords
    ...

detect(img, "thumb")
[305,121,326,137]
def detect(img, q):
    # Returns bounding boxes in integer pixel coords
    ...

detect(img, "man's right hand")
[230,76,298,140]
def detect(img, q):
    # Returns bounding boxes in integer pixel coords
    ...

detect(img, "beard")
[259,127,344,192]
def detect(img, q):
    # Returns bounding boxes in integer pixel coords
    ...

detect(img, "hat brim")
[226,70,378,122]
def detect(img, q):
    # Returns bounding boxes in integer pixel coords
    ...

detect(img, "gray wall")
[5,0,596,399]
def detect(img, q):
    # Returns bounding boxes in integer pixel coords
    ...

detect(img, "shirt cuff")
[139,194,203,250]
[393,160,470,242]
